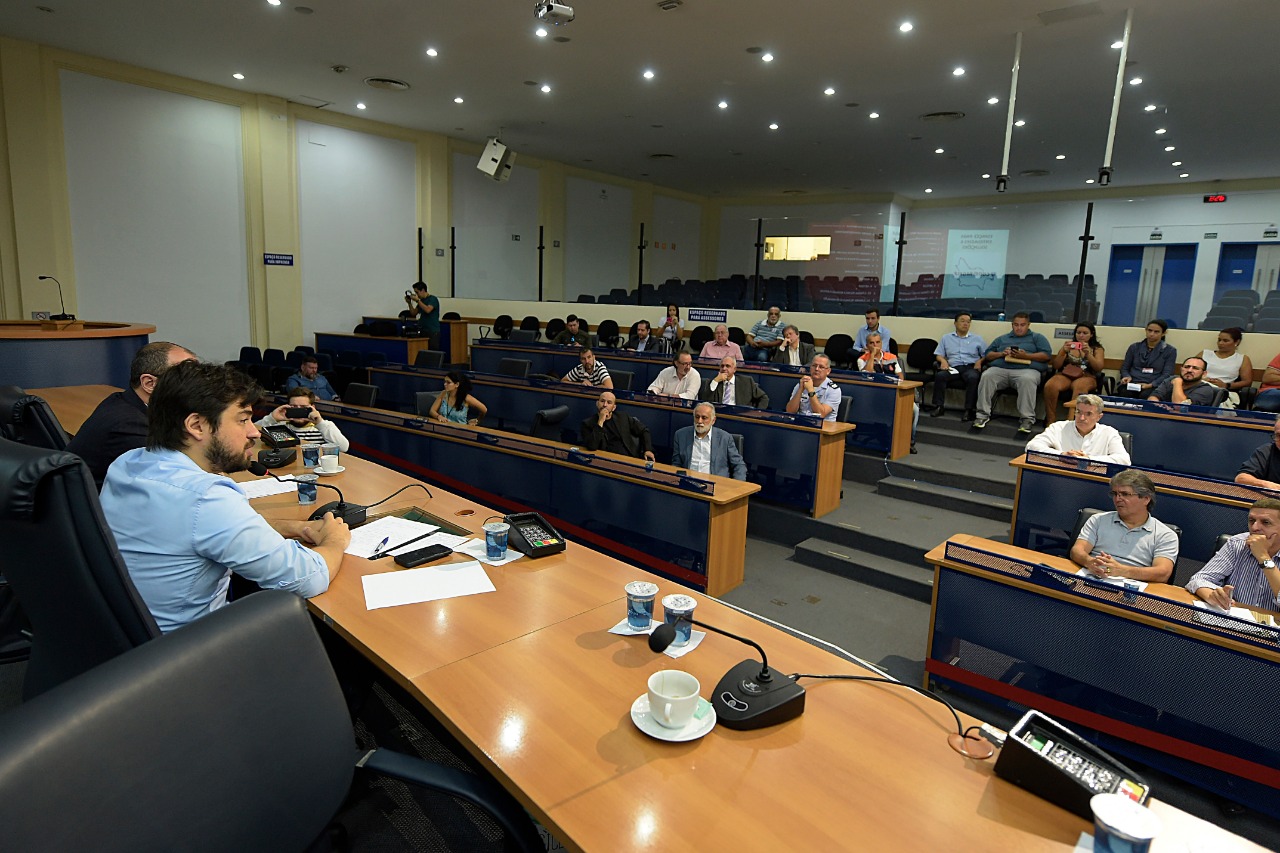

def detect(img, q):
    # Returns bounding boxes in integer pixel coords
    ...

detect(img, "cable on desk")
[790,672,966,738]
[363,482,433,509]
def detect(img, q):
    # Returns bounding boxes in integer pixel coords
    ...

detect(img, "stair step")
[792,537,934,603]
[878,442,1017,498]
[876,476,1013,522]
[915,420,1031,457]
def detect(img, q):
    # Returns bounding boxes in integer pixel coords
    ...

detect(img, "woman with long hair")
[657,303,683,346]
[429,371,487,426]
[1043,322,1105,425]
[1200,327,1252,408]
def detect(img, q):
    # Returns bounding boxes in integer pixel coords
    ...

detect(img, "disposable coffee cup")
[483,522,510,560]
[646,669,700,729]
[301,445,321,468]
[625,581,659,630]
[319,453,339,474]
[661,593,698,646]
[296,474,318,505]
[1090,793,1160,853]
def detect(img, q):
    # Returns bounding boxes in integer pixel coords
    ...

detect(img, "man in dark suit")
[623,319,670,354]
[698,356,769,409]
[578,391,655,461]
[770,324,815,367]
[671,403,747,480]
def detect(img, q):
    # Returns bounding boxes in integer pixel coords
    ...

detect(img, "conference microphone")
[38,275,75,321]
[649,617,806,730]
[247,460,367,526]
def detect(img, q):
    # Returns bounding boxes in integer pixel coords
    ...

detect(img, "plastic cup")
[301,445,321,468]
[661,593,698,646]
[296,474,318,505]
[1090,793,1161,853]
[483,522,510,559]
[625,581,659,630]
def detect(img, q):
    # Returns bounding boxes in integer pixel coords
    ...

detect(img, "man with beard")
[101,360,350,633]
[671,403,747,480]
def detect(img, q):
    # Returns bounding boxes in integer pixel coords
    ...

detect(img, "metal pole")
[996,32,1022,193]
[1099,9,1134,185]
[636,223,646,305]
[1074,203,1095,323]
[753,219,764,309]
[892,211,907,317]
[449,226,456,297]
[537,225,545,302]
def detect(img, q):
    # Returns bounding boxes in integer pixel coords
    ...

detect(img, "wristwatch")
[1262,559,1277,570]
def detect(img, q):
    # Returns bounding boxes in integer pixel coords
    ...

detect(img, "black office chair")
[480,314,514,341]
[545,318,567,340]
[0,591,543,853]
[0,438,160,699]
[497,358,531,379]
[344,383,379,408]
[903,338,940,382]
[798,330,816,346]
[519,315,542,340]
[837,396,853,423]
[823,334,856,369]
[727,326,747,347]
[0,386,70,450]
[689,325,714,355]
[414,349,446,369]
[509,329,539,343]
[442,311,462,321]
[415,391,438,417]
[729,433,745,459]
[1119,431,1133,456]
[238,345,263,364]
[262,348,287,367]
[529,405,571,442]
[597,319,622,348]
[610,370,634,391]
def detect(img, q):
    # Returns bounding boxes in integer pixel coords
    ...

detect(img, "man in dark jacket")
[578,391,654,461]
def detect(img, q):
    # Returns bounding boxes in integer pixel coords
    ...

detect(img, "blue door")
[1103,245,1144,326]
[1216,243,1257,301]
[1155,244,1197,330]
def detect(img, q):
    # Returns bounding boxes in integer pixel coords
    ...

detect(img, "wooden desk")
[1,322,153,389]
[314,330,436,365]
[29,384,118,435]
[925,534,1280,821]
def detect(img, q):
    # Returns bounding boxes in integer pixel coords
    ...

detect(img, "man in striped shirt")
[561,347,614,389]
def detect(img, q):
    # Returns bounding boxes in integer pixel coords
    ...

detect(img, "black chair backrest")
[689,325,714,354]
[728,326,747,346]
[415,391,437,417]
[545,318,567,340]
[611,370,634,391]
[493,314,514,339]
[730,433,745,458]
[598,319,620,347]
[0,439,160,698]
[498,358,531,378]
[799,330,815,345]
[519,316,542,338]
[0,592,355,852]
[238,346,262,364]
[837,396,853,423]
[337,350,363,367]
[442,311,461,321]
[1207,386,1229,407]
[353,323,371,335]
[368,319,397,337]
[344,383,378,408]
[530,405,571,441]
[0,387,70,450]
[262,348,287,366]
[414,349,445,369]
[285,350,304,368]
[1119,431,1133,455]
[823,334,855,368]
[1070,507,1107,543]
[509,329,539,343]
[293,345,315,356]
[905,338,940,371]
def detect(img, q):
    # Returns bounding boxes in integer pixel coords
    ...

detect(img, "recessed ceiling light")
[823,87,835,96]
[899,21,913,32]
[718,100,728,109]
[987,97,999,105]
[1085,179,1096,184]
[1055,154,1066,160]
[761,53,774,62]
[425,47,438,57]
[868,111,880,119]
[1155,128,1166,135]
[1129,77,1142,85]
[981,173,991,179]
[1171,161,1182,166]
[540,84,551,93]
[1111,40,1124,49]
[934,148,944,154]
[1164,146,1175,151]
[643,69,655,79]
[1144,104,1157,112]
[535,27,548,37]
[768,122,779,130]
[356,102,366,110]
[924,188,933,193]
[1014,119,1025,127]
[453,96,463,104]
[952,67,965,76]
[232,73,245,80]
[1179,173,1190,178]
[267,0,281,5]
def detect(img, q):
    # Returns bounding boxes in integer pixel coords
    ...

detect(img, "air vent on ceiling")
[657,0,682,9]
[1038,2,1102,26]
[291,95,332,109]
[365,77,410,91]
[920,111,965,122]
[649,153,676,159]
[782,189,807,195]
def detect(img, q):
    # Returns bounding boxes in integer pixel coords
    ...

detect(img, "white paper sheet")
[454,538,525,566]
[346,516,440,558]
[361,560,495,610]
[240,475,297,500]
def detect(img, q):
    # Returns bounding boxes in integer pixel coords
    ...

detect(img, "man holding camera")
[255,387,349,452]
[404,281,440,346]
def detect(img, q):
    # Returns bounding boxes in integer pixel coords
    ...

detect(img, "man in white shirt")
[646,352,701,400]
[697,356,769,409]
[1025,394,1130,464]
[671,403,747,480]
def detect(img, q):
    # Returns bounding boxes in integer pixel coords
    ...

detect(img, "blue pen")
[373,536,389,557]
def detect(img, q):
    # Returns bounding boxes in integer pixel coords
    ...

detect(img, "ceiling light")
[718,100,728,109]
[924,188,933,193]
[1055,154,1066,160]
[1085,179,1096,184]
[1155,128,1166,135]
[1111,40,1124,49]
[1171,160,1182,166]
[356,102,366,110]
[232,73,245,80]
[868,111,879,119]
[1014,119,1025,127]
[823,87,835,96]
[768,122,779,130]
[899,21,913,32]
[761,53,774,62]
[643,69,655,79]
[540,84,551,93]
[952,67,965,76]
[1164,146,1175,151]
[987,97,999,105]
[981,173,991,179]
[453,96,463,104]
[426,47,438,57]
[1144,104,1156,112]
[1129,77,1142,85]
[934,148,944,154]
[267,0,281,5]
[1179,173,1190,178]
[535,27,548,37]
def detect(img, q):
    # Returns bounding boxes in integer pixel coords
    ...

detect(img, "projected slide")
[942,230,1008,298]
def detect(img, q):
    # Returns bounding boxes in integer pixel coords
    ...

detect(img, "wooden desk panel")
[29,384,118,435]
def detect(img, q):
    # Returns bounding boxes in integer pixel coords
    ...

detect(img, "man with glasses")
[1025,394,1129,464]
[785,354,841,422]
[646,351,701,400]
[1069,470,1178,583]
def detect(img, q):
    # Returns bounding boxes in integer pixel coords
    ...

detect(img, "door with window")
[1103,243,1196,328]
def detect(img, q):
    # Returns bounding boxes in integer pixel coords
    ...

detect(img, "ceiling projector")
[534,2,574,24]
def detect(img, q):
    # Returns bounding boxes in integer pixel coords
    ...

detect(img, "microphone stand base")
[309,500,367,527]
[711,659,806,730]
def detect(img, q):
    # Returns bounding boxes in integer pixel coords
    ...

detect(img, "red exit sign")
[1203,194,1228,203]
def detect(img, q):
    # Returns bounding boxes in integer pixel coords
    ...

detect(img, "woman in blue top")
[429,371,488,426]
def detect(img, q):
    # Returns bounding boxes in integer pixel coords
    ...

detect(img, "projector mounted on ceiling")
[478,138,516,183]
[534,2,574,24]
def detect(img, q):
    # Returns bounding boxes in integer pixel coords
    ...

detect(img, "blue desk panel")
[0,333,147,389]
[1097,397,1273,481]
[315,332,411,364]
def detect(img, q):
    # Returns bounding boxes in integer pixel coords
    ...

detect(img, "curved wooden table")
[0,321,153,389]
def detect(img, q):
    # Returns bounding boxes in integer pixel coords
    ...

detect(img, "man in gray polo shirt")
[1068,469,1178,583]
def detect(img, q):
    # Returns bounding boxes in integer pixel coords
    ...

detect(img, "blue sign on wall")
[263,253,294,266]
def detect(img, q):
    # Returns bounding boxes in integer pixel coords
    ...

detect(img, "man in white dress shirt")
[1025,394,1130,464]
[646,351,701,400]
[670,403,747,480]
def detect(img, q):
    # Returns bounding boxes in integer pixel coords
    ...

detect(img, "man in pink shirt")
[698,324,744,362]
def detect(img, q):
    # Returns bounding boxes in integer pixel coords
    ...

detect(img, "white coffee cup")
[646,669,700,729]
[319,454,339,473]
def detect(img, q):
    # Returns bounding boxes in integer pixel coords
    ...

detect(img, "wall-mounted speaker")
[477,137,516,182]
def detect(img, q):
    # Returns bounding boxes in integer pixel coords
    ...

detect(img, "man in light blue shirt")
[744,306,785,362]
[288,354,338,400]
[785,354,842,422]
[853,308,891,355]
[929,311,987,421]
[101,360,350,633]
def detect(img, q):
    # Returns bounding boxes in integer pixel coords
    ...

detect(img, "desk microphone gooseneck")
[247,461,367,526]
[649,618,806,730]
[38,275,75,321]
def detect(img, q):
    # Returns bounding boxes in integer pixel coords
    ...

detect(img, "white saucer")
[630,694,716,742]
[317,465,345,476]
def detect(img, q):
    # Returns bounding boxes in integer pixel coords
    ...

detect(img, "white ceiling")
[2,0,1277,200]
